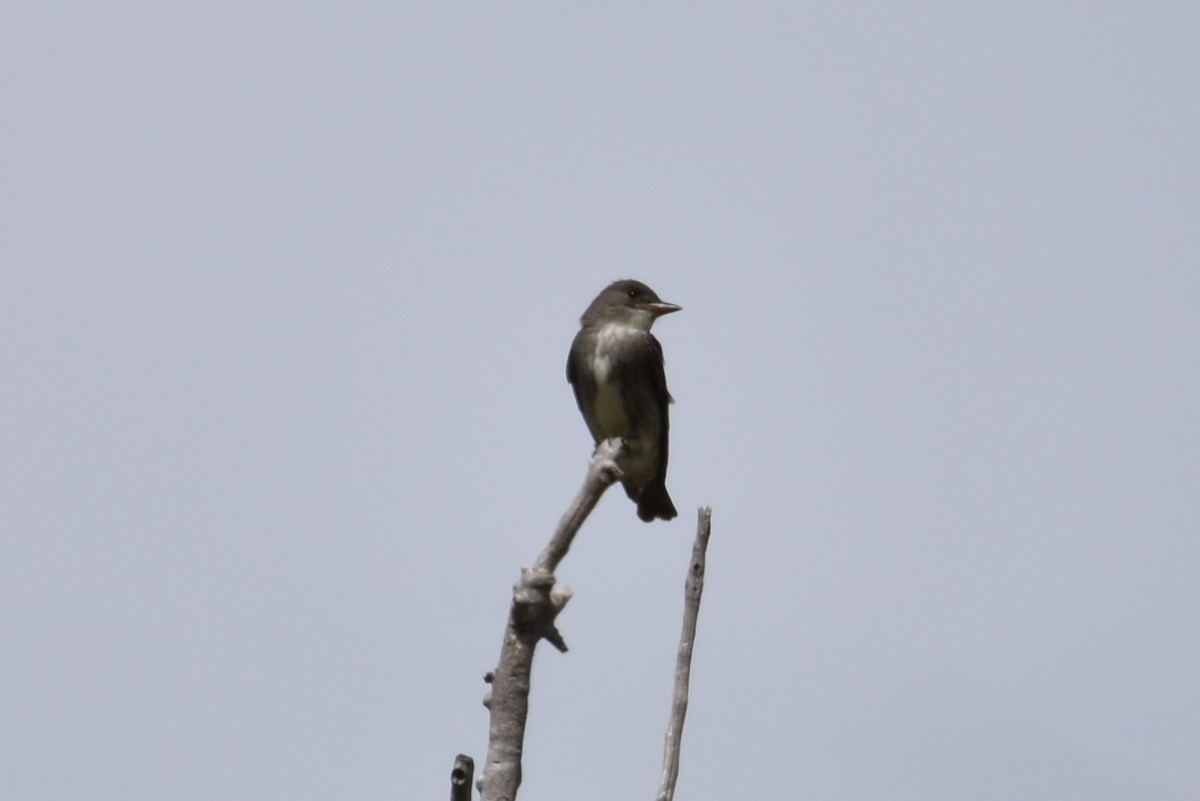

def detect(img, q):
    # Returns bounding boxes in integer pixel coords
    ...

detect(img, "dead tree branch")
[656,507,712,801]
[449,754,474,801]
[477,438,624,801]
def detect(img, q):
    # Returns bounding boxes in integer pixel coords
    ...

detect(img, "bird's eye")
[627,288,639,298]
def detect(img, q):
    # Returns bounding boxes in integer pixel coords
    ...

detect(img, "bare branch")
[656,507,712,801]
[450,754,474,801]
[477,439,623,801]
[536,437,623,573]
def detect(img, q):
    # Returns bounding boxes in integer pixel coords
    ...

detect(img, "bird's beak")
[645,301,682,317]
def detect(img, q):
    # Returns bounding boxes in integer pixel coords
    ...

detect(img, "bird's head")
[581,279,681,331]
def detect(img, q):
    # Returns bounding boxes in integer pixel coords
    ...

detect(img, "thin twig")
[477,439,624,801]
[536,438,623,573]
[450,754,474,801]
[656,507,712,801]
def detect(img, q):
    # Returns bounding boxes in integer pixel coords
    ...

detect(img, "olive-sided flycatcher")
[567,279,681,522]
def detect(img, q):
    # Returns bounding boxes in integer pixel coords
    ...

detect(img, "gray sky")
[3,3,1198,800]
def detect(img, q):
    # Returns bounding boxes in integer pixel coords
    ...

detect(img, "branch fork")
[464,440,710,801]
[477,438,624,801]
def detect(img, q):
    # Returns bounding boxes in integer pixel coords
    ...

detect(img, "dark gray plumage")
[566,279,680,522]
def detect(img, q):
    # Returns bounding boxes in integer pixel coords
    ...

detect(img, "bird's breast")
[592,375,630,436]
[587,323,641,436]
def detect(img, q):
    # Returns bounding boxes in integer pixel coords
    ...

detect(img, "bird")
[566,279,680,522]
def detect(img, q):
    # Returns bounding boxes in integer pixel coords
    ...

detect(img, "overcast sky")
[3,3,1198,800]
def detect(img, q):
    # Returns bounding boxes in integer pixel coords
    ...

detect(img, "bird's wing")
[615,332,671,434]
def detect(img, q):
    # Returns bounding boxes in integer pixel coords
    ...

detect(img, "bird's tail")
[635,479,678,523]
